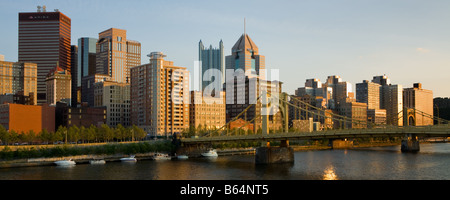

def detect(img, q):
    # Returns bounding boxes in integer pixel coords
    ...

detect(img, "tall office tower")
[96,28,141,83]
[385,84,403,126]
[0,61,37,105]
[130,52,189,137]
[70,45,78,107]
[403,83,433,126]
[372,75,391,109]
[199,40,224,93]
[225,77,284,132]
[94,81,130,127]
[356,80,381,109]
[323,75,354,108]
[45,67,71,105]
[371,75,403,126]
[77,37,97,106]
[18,9,71,104]
[295,78,333,109]
[225,34,265,80]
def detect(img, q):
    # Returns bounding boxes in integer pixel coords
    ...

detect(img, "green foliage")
[0,140,175,161]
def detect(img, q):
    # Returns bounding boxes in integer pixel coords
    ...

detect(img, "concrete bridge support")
[255,140,294,164]
[401,134,420,153]
[329,139,353,149]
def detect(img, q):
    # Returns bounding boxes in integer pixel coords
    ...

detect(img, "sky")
[1,0,450,97]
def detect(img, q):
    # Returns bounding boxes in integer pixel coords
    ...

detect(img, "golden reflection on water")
[323,166,338,180]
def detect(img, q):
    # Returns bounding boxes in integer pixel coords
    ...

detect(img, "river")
[0,143,448,180]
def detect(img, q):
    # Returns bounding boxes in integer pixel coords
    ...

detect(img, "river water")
[0,143,448,180]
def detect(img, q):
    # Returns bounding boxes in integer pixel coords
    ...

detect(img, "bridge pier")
[255,140,294,164]
[329,139,353,149]
[401,134,420,153]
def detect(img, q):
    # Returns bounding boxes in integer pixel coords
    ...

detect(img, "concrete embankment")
[0,152,157,169]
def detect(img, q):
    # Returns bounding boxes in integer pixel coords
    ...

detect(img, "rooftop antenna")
[244,17,246,35]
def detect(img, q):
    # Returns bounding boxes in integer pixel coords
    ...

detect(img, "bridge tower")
[255,91,294,164]
[401,108,420,152]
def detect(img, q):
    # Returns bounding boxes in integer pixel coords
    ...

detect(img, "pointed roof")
[231,34,258,54]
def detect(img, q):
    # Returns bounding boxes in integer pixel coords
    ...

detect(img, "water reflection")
[323,166,338,180]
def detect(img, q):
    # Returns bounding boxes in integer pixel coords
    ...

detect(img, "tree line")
[0,124,147,145]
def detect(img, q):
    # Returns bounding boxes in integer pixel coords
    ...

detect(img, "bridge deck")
[181,125,450,144]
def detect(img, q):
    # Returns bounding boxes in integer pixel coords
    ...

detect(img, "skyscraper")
[403,83,433,126]
[199,40,224,93]
[18,9,71,104]
[130,52,189,137]
[372,75,403,126]
[96,28,141,83]
[225,34,265,80]
[356,80,381,110]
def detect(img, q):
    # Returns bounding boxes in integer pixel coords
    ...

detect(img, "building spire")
[244,17,246,36]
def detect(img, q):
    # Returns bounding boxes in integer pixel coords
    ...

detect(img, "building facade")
[94,81,130,127]
[225,34,265,80]
[189,91,226,130]
[356,80,381,110]
[55,102,106,128]
[403,83,433,126]
[0,61,37,105]
[130,52,189,137]
[199,40,224,92]
[18,10,71,104]
[96,28,141,83]
[0,103,55,134]
[81,74,111,107]
[45,67,71,105]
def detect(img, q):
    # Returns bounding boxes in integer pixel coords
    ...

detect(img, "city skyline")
[1,0,450,97]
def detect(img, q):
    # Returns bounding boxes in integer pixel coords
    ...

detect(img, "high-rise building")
[130,52,189,137]
[0,55,4,61]
[78,38,97,79]
[356,80,381,110]
[45,67,71,105]
[190,91,226,130]
[96,28,141,83]
[371,75,403,126]
[94,80,130,127]
[199,40,224,92]
[337,101,367,129]
[225,34,265,80]
[225,77,284,132]
[403,83,433,126]
[384,84,403,126]
[0,61,37,105]
[70,45,78,107]
[81,74,111,107]
[18,10,71,104]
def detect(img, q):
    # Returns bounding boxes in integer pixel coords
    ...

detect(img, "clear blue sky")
[1,0,450,97]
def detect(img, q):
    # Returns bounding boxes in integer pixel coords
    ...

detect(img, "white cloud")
[416,48,430,53]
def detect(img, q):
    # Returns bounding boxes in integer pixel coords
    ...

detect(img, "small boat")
[54,159,76,166]
[201,149,218,157]
[176,155,189,160]
[89,159,106,165]
[120,155,137,162]
[152,153,171,160]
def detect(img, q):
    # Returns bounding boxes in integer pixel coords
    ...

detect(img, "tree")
[116,124,126,141]
[9,130,18,145]
[39,129,51,144]
[0,125,9,145]
[68,126,80,144]
[56,126,68,144]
